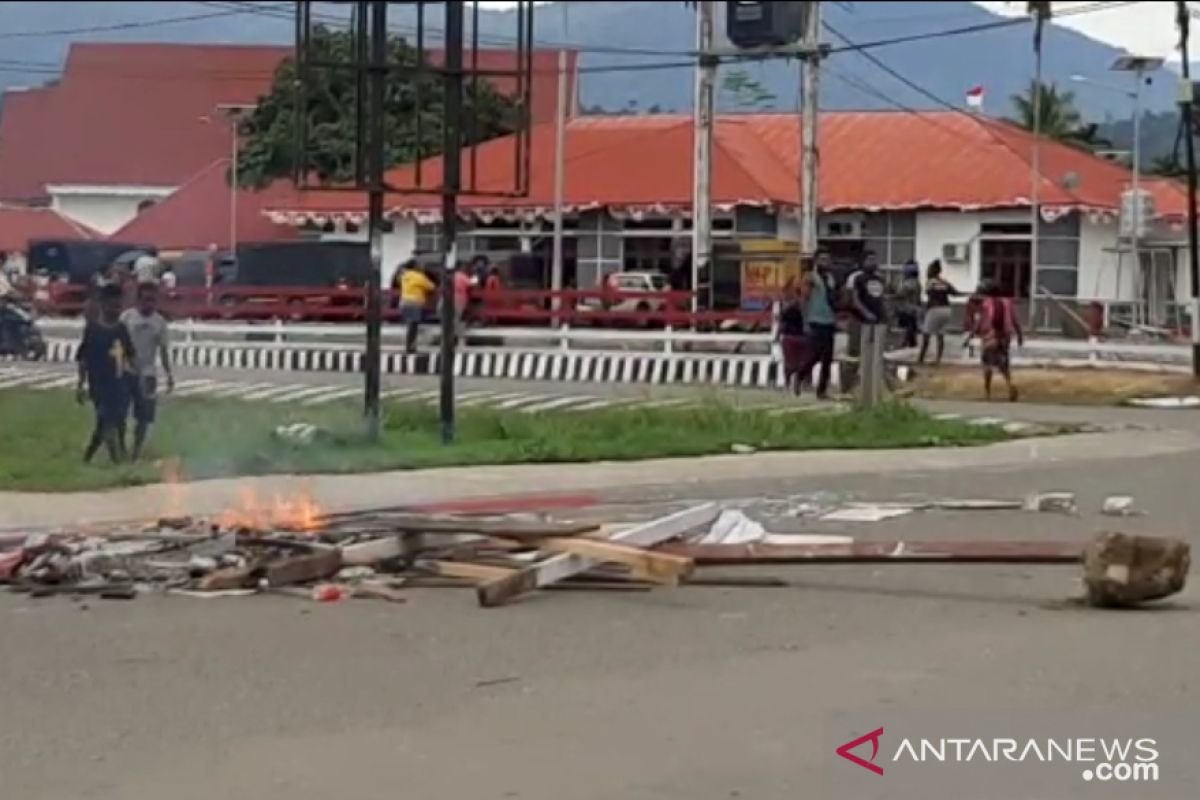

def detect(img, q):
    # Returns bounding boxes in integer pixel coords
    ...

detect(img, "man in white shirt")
[120,282,174,460]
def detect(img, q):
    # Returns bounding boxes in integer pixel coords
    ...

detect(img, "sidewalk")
[3,428,1196,530]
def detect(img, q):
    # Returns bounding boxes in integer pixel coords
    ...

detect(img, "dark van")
[27,240,155,284]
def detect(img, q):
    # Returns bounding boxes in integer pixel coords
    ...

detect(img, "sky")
[975,1,1184,59]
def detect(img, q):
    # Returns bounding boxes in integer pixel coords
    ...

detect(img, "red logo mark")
[836,727,885,776]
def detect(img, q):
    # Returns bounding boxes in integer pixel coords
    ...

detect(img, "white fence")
[36,317,779,357]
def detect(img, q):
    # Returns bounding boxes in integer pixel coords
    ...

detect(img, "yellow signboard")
[740,240,801,306]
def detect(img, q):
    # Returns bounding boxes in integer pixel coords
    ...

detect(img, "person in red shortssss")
[965,279,1023,402]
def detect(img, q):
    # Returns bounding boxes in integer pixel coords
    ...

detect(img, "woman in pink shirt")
[453,268,473,344]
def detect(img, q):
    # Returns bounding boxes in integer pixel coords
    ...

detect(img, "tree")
[1150,153,1187,178]
[1008,82,1094,143]
[720,68,776,111]
[237,26,518,188]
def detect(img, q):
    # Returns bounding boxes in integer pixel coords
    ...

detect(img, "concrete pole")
[691,0,715,312]
[1029,49,1043,328]
[799,1,821,258]
[230,116,239,256]
[551,48,567,310]
[1131,67,1144,321]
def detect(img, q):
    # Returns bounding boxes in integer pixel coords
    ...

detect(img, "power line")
[0,6,252,40]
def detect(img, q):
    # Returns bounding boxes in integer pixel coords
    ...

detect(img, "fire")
[217,487,324,533]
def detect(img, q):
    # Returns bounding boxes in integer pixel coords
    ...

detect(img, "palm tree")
[1011,81,1084,141]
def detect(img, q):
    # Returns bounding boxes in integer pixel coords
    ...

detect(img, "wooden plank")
[658,539,1086,565]
[425,560,517,583]
[320,512,599,540]
[263,550,343,587]
[539,537,694,585]
[477,503,719,607]
[339,536,404,566]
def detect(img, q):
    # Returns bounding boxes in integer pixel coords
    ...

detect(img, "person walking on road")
[121,282,174,460]
[965,279,1023,402]
[797,249,838,400]
[918,259,959,365]
[397,259,436,354]
[76,284,134,464]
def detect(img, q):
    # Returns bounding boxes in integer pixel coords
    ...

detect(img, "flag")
[966,86,985,110]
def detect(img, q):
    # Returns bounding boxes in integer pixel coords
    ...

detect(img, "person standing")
[778,279,807,396]
[121,282,174,460]
[965,279,1023,402]
[895,260,922,349]
[842,250,888,400]
[397,259,436,354]
[797,248,838,399]
[918,259,959,365]
[452,266,472,345]
[76,284,134,464]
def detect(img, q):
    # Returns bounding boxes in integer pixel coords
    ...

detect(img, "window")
[623,237,676,272]
[415,223,442,254]
[859,212,917,276]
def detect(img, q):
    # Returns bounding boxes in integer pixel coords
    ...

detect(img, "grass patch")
[0,388,1009,492]
[913,365,1200,406]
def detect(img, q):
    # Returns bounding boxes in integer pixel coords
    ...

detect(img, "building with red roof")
[0,42,577,236]
[111,160,297,250]
[266,111,1195,313]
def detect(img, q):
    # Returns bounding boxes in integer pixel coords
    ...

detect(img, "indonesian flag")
[966,86,985,110]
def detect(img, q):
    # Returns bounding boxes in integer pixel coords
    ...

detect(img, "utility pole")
[439,0,465,443]
[691,0,715,312]
[1177,1,1200,376]
[551,47,568,311]
[551,1,569,310]
[364,0,387,441]
[798,1,821,259]
[1027,1,1050,328]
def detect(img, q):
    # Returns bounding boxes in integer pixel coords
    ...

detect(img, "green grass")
[0,389,1009,492]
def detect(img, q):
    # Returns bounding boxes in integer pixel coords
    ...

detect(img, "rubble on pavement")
[0,490,1187,609]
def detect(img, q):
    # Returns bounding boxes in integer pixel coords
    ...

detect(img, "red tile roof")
[0,204,98,253]
[110,160,298,250]
[0,42,576,201]
[266,111,1149,223]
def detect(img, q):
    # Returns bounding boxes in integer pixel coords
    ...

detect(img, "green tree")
[720,68,776,111]
[237,26,517,187]
[1009,80,1116,150]
[1150,153,1186,178]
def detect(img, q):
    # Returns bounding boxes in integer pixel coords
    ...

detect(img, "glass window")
[1039,267,1078,297]
[1037,238,1080,268]
[890,239,915,265]
[861,213,888,237]
[890,212,916,237]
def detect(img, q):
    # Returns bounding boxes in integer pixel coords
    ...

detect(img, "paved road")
[4,364,1200,799]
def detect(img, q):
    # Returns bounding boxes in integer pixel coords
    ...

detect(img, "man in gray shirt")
[120,282,174,460]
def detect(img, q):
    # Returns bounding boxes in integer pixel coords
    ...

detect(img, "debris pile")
[0,493,1189,609]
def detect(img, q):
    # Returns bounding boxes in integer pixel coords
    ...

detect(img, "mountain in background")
[0,2,1180,123]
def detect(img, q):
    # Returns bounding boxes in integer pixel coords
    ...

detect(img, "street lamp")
[215,103,258,256]
[1071,57,1162,319]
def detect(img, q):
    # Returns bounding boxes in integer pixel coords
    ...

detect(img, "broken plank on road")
[539,537,694,585]
[657,539,1086,565]
[476,503,719,607]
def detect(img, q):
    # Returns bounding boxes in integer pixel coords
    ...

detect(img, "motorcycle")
[0,299,47,361]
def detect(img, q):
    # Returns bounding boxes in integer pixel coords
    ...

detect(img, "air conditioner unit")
[822,219,863,239]
[942,242,970,263]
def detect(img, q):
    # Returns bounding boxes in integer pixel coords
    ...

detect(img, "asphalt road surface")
[3,365,1200,799]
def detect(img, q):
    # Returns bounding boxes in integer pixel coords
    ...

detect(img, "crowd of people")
[391,254,500,354]
[75,260,174,465]
[778,250,1023,402]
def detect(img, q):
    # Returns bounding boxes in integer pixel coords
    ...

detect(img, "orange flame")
[217,487,324,533]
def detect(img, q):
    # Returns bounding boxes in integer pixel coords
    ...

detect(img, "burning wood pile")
[0,493,1189,609]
